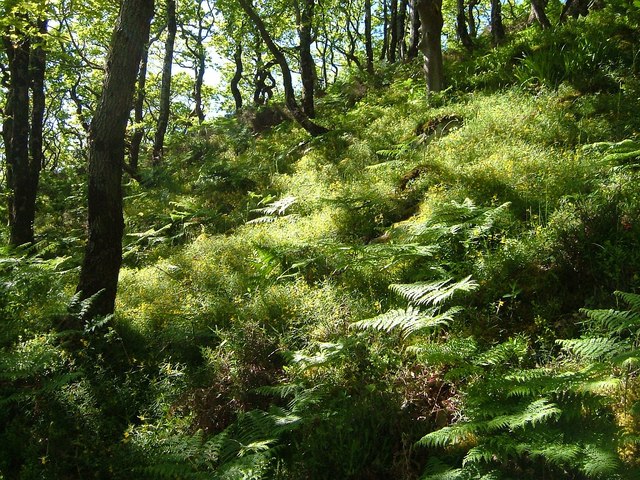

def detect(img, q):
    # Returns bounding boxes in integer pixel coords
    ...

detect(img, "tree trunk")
[130,43,150,173]
[380,0,389,61]
[397,0,408,59]
[231,43,243,112]
[529,0,551,29]
[364,0,374,74]
[237,0,327,136]
[193,46,206,124]
[389,0,398,62]
[299,0,316,118]
[415,0,444,94]
[152,0,176,165]
[456,0,473,51]
[468,0,479,37]
[2,12,46,248]
[76,0,154,320]
[490,0,505,45]
[407,0,421,59]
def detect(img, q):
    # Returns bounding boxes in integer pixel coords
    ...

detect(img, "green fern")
[352,306,460,338]
[390,276,478,307]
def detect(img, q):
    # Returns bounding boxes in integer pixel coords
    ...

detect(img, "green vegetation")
[2,3,640,479]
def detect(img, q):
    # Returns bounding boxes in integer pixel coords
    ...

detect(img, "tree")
[364,0,374,73]
[152,0,177,165]
[236,0,328,136]
[178,0,215,125]
[1,1,47,247]
[296,0,317,118]
[76,0,154,320]
[490,0,505,44]
[415,0,444,93]
[529,0,551,29]
[456,0,474,50]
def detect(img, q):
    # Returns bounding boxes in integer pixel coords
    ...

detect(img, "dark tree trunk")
[468,0,479,37]
[365,0,374,74]
[397,0,408,59]
[237,0,327,136]
[456,0,473,51]
[529,0,551,28]
[27,19,47,232]
[415,0,444,94]
[76,0,154,320]
[380,0,389,61]
[130,43,150,173]
[389,0,398,62]
[152,0,176,165]
[299,0,316,118]
[231,43,243,112]
[2,13,46,247]
[407,0,421,59]
[490,0,505,45]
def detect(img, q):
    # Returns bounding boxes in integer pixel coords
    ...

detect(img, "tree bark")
[237,0,327,136]
[152,0,176,165]
[298,0,316,118]
[231,42,243,112]
[365,0,374,74]
[380,0,389,61]
[415,0,444,94]
[130,42,150,173]
[407,0,421,59]
[490,0,505,45]
[456,0,473,51]
[77,0,154,320]
[397,0,408,59]
[2,12,46,248]
[529,0,551,29]
[389,0,398,62]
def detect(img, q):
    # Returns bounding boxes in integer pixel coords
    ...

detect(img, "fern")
[390,276,478,307]
[352,306,459,339]
[557,337,622,361]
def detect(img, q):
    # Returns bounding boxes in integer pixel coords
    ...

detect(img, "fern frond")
[556,337,622,361]
[580,308,640,334]
[485,399,561,432]
[475,336,529,366]
[390,276,477,307]
[615,290,640,311]
[352,306,460,338]
[417,422,480,448]
[580,444,621,478]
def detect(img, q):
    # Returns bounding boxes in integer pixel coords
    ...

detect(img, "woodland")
[1,0,640,478]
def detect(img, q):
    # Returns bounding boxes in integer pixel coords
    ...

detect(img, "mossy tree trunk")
[76,0,154,320]
[416,0,444,94]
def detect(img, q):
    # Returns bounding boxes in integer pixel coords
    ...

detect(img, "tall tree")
[179,0,214,125]
[1,2,47,247]
[152,0,177,165]
[415,0,444,93]
[364,0,374,73]
[407,0,421,59]
[76,0,154,320]
[388,0,398,62]
[231,42,244,112]
[456,0,474,51]
[297,0,317,118]
[236,0,327,136]
[490,0,505,44]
